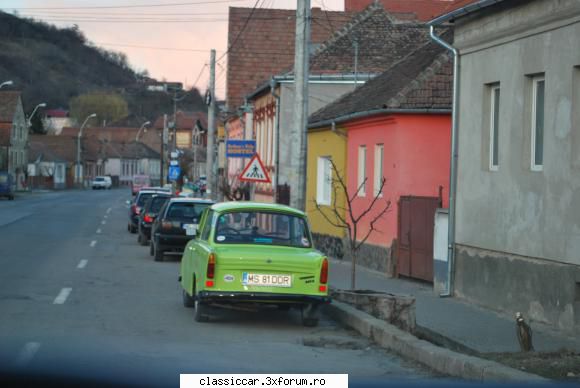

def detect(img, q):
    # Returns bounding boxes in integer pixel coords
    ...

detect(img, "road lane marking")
[101,220,106,225]
[14,342,40,367]
[77,259,88,269]
[107,207,112,214]
[104,214,108,219]
[53,288,72,304]
[90,240,97,248]
[96,228,102,234]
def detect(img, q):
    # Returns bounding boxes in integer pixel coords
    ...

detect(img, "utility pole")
[290,0,311,211]
[206,49,217,200]
[161,114,168,186]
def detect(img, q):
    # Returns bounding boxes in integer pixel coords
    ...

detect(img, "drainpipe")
[270,78,281,203]
[430,25,459,297]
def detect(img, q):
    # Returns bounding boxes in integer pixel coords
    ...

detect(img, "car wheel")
[182,289,195,308]
[139,233,148,246]
[9,195,14,201]
[130,224,137,234]
[193,281,209,322]
[301,304,319,327]
[153,241,164,262]
[149,241,154,256]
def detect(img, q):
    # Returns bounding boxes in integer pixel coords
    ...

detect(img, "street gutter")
[324,301,549,382]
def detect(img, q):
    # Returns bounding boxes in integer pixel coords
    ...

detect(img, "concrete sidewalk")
[329,258,580,354]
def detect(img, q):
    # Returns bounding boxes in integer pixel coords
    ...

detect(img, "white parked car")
[92,176,112,190]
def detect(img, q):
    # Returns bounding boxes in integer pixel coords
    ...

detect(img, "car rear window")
[165,202,210,222]
[214,211,312,248]
[95,177,105,182]
[150,196,170,212]
[137,193,155,206]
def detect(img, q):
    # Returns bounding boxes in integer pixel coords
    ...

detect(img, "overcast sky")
[2,0,345,98]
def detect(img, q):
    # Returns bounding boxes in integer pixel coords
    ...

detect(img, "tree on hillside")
[29,111,45,134]
[69,93,128,126]
[313,159,391,289]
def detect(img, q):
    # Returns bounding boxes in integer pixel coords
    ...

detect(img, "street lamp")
[76,113,97,185]
[0,80,13,89]
[27,102,47,127]
[135,120,151,142]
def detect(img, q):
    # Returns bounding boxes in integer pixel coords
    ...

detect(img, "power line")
[216,0,263,63]
[95,42,224,53]
[3,0,248,11]
[192,63,209,89]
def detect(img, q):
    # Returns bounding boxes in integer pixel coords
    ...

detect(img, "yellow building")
[306,125,347,238]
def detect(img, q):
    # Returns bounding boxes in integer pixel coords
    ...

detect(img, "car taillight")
[320,258,328,284]
[207,252,216,280]
[144,214,154,223]
[161,220,172,230]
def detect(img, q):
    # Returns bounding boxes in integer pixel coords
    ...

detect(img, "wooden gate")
[397,196,441,282]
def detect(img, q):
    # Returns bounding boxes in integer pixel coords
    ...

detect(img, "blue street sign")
[168,166,181,181]
[226,140,256,158]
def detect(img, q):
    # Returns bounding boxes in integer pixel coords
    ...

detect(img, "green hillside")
[0,11,206,121]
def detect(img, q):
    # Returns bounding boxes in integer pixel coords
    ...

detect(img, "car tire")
[182,289,195,308]
[153,241,164,262]
[139,233,148,246]
[9,195,14,201]
[130,224,137,234]
[301,304,319,327]
[193,282,209,322]
[149,241,154,256]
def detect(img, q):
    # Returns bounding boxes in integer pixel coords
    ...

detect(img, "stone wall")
[313,232,397,277]
[454,244,580,333]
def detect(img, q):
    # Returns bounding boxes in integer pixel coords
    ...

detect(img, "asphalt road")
[0,190,440,386]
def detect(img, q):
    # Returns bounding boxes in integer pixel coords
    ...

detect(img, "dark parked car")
[0,172,14,200]
[127,189,170,234]
[137,193,171,245]
[150,198,214,261]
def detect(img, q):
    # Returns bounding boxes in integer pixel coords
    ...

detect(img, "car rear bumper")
[140,224,152,237]
[156,234,191,250]
[197,290,331,305]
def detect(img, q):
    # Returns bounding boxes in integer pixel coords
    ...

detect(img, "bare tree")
[313,159,391,289]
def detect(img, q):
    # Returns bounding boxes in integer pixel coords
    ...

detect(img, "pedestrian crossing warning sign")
[239,153,271,183]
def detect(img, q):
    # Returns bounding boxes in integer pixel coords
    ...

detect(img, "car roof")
[210,201,306,217]
[167,198,215,204]
[138,189,168,195]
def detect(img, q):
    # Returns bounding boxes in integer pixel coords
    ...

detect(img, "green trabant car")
[179,202,330,326]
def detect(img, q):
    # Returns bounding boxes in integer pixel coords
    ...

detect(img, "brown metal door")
[397,196,440,282]
[397,198,412,277]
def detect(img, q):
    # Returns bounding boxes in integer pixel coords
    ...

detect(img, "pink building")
[308,39,453,281]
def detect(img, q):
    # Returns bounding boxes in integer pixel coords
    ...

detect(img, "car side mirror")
[126,200,131,205]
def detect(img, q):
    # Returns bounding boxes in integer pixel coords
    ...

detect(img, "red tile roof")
[308,3,431,75]
[226,7,355,110]
[0,126,11,146]
[345,0,475,21]
[0,91,21,123]
[152,110,207,130]
[309,35,453,126]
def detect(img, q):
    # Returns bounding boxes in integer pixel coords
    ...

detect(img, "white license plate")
[242,273,292,287]
[183,224,198,236]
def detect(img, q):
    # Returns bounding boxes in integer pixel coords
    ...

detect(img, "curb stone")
[325,301,549,382]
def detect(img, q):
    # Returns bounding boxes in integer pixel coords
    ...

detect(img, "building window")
[357,145,366,197]
[489,84,500,171]
[531,76,545,171]
[316,156,332,205]
[374,144,384,196]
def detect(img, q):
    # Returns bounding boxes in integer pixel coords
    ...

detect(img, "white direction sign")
[239,153,271,183]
